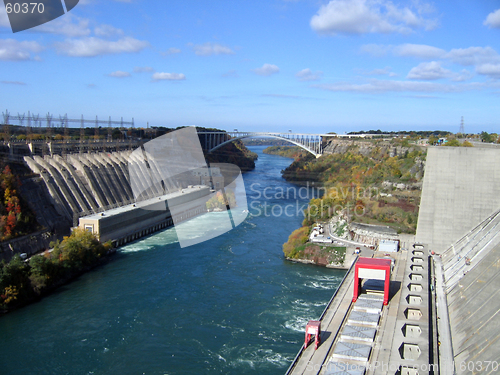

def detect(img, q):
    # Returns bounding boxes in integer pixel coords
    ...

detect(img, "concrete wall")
[446,241,500,373]
[416,147,500,253]
[79,186,210,243]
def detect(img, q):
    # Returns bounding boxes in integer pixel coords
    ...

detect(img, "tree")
[0,255,32,304]
[462,140,473,147]
[444,139,461,147]
[428,135,438,145]
[481,131,493,143]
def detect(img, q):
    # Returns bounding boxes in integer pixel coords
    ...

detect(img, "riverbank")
[0,228,114,314]
[206,139,258,171]
[265,138,426,267]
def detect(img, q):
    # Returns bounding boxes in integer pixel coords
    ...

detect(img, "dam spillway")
[24,151,190,221]
[24,151,212,245]
[24,151,139,220]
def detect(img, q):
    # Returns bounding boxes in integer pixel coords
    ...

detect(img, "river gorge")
[0,146,344,375]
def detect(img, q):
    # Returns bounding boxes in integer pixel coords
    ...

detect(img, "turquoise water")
[0,146,344,375]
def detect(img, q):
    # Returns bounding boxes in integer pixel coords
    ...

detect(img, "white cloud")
[34,14,91,37]
[94,24,124,37]
[55,37,149,57]
[451,69,474,82]
[361,43,446,59]
[312,79,482,93]
[296,68,323,81]
[163,47,181,55]
[484,9,500,28]
[222,69,239,78]
[192,42,234,56]
[252,63,279,76]
[1,81,26,85]
[310,0,437,35]
[0,39,43,61]
[407,61,451,80]
[394,43,446,59]
[365,66,397,76]
[359,44,391,57]
[361,44,500,68]
[152,72,186,81]
[476,63,500,79]
[108,71,131,78]
[445,46,500,66]
[134,66,155,73]
[262,94,300,98]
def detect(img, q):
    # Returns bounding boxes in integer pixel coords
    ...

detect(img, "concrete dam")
[23,151,212,245]
[416,147,500,374]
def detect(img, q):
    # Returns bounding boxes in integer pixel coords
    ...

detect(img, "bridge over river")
[199,131,381,157]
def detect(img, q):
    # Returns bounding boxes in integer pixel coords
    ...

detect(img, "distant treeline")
[263,146,308,160]
[241,138,291,146]
[0,125,233,142]
[347,130,452,136]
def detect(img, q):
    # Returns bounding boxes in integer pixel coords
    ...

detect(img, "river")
[0,146,344,375]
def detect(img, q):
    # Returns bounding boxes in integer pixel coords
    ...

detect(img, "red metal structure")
[353,257,392,305]
[304,320,321,350]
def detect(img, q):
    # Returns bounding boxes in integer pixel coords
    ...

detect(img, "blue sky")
[1,0,500,133]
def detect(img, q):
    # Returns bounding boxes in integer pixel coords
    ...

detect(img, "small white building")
[378,240,399,252]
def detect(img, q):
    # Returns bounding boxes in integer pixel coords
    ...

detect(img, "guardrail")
[284,255,358,375]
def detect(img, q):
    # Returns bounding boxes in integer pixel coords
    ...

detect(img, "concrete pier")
[286,247,437,375]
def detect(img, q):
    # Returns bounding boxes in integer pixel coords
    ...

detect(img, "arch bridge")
[198,131,373,157]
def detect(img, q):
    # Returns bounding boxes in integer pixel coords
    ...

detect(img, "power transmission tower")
[62,113,69,139]
[2,109,10,141]
[46,112,52,140]
[33,113,40,137]
[459,116,465,135]
[95,115,99,141]
[43,112,52,156]
[80,115,84,153]
[60,114,68,156]
[17,112,25,140]
[108,116,112,142]
[27,111,32,139]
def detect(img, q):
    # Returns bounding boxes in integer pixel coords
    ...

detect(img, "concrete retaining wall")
[416,147,500,253]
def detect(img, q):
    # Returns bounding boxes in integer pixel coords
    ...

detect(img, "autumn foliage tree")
[0,164,37,240]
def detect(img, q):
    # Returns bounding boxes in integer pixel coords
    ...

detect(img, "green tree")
[481,131,493,143]
[462,140,473,147]
[444,139,461,147]
[428,135,438,145]
[0,255,32,305]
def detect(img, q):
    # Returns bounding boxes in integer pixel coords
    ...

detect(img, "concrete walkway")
[288,266,355,375]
